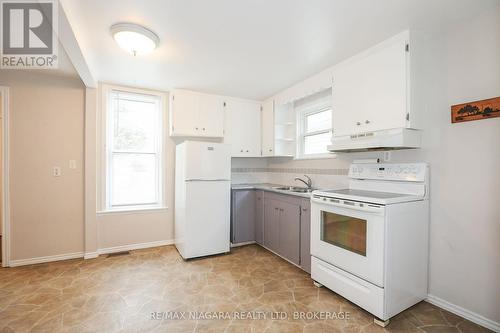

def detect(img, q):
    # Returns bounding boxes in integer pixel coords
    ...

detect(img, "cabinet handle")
[302,208,308,212]
[246,150,249,152]
[269,149,273,152]
[275,207,279,211]
[195,127,199,130]
[240,149,244,152]
[280,209,284,212]
[202,128,206,130]
[365,120,370,124]
[356,122,361,126]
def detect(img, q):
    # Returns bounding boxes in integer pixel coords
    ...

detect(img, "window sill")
[294,153,337,161]
[97,206,168,216]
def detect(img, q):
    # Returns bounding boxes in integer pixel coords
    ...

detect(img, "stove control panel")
[349,163,427,182]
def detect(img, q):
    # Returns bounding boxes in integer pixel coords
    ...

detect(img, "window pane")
[113,96,158,152]
[304,132,331,155]
[111,153,157,206]
[306,109,332,133]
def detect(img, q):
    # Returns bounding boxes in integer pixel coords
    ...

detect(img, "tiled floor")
[0,245,491,333]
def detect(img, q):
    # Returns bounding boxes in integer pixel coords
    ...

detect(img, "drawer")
[311,256,386,319]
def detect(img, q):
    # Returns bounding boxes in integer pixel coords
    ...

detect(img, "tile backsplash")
[231,167,349,190]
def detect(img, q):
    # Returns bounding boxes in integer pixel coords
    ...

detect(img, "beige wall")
[0,71,85,260]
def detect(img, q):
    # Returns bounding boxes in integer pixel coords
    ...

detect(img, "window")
[297,106,332,158]
[105,89,165,210]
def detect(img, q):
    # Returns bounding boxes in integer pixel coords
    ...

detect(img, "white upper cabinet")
[198,93,225,137]
[224,99,261,157]
[332,30,422,137]
[169,89,224,137]
[261,99,275,156]
[260,100,296,157]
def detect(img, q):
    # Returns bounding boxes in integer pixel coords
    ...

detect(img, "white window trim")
[100,84,168,213]
[295,102,334,160]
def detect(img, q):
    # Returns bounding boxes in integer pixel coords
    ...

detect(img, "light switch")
[69,160,77,169]
[53,167,61,177]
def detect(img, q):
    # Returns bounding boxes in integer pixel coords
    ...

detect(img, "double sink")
[272,186,315,193]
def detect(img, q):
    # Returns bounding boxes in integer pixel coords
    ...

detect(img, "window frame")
[101,85,167,212]
[296,103,333,160]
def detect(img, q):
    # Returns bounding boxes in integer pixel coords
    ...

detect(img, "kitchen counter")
[231,183,313,198]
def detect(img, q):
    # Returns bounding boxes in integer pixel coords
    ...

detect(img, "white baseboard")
[9,252,84,267]
[8,240,175,266]
[426,294,500,332]
[98,239,174,255]
[83,252,99,260]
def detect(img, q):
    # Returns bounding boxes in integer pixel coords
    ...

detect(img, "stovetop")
[313,188,424,205]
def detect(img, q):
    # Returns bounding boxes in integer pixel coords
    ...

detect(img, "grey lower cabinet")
[255,190,264,244]
[263,197,280,253]
[277,200,301,265]
[262,192,304,268]
[231,190,255,243]
[231,188,311,273]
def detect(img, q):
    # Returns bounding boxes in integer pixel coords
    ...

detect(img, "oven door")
[311,196,385,287]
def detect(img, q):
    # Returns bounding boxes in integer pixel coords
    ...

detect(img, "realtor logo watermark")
[0,0,58,69]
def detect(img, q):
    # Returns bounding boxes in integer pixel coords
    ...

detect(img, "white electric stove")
[310,163,429,326]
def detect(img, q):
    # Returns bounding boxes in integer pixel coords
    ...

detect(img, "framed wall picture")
[451,97,500,123]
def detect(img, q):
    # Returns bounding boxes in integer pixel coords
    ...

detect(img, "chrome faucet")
[294,175,312,190]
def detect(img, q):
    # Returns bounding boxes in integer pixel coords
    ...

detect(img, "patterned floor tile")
[0,245,492,333]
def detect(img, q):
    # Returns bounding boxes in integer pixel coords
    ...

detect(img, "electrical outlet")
[69,160,77,169]
[53,167,61,177]
[383,151,391,162]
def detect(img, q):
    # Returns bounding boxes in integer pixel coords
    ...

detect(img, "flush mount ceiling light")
[110,23,159,56]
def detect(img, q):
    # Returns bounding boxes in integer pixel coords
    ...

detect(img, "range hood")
[328,128,422,152]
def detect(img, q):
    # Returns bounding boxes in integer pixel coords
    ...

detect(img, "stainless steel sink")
[290,187,314,193]
[290,188,308,193]
[272,186,314,193]
[272,186,293,191]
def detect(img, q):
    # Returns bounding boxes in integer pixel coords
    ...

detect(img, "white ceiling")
[60,0,498,100]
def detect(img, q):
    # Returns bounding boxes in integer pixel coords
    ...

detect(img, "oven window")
[321,211,367,256]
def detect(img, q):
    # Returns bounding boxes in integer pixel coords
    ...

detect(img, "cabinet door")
[170,90,199,136]
[255,190,264,245]
[263,198,280,253]
[231,190,255,244]
[332,37,407,136]
[198,94,224,137]
[278,201,301,265]
[332,62,364,137]
[300,199,311,273]
[224,99,261,157]
[261,100,274,156]
[359,38,407,132]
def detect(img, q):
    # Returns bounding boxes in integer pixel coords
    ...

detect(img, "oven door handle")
[311,197,384,214]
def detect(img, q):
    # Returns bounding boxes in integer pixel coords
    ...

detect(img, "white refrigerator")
[175,141,231,259]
